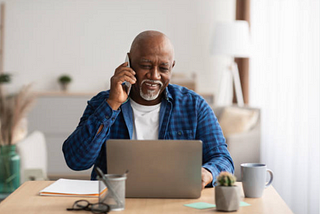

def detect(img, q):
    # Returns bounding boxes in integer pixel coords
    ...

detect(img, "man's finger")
[201,167,213,189]
[202,181,206,190]
[116,74,136,85]
[111,71,136,85]
[201,177,209,189]
[114,62,135,75]
[116,61,128,69]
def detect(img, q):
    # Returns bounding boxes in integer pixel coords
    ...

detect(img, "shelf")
[35,91,98,97]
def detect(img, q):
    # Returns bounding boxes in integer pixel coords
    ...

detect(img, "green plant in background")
[0,79,36,195]
[58,75,72,84]
[0,73,11,84]
[58,75,72,91]
[216,171,236,186]
[0,84,35,145]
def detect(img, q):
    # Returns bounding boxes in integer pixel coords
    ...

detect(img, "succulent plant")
[216,171,236,186]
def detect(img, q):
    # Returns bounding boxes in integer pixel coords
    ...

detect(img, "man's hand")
[107,62,136,110]
[201,167,213,189]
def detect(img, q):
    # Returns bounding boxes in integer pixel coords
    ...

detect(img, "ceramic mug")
[241,163,273,198]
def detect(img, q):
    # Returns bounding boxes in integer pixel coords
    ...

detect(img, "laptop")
[106,139,202,199]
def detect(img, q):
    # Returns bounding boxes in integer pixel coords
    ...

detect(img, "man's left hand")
[201,167,213,189]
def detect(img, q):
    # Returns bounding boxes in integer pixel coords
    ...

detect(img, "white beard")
[140,79,163,101]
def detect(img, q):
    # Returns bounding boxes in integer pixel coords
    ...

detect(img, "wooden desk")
[0,181,292,214]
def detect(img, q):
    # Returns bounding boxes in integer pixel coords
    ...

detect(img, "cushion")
[218,107,259,137]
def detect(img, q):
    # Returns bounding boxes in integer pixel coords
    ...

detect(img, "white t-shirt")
[130,99,161,140]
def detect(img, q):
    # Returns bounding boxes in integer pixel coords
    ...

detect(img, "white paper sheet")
[39,178,105,197]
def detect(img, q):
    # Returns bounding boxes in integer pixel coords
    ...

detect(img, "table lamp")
[211,20,252,106]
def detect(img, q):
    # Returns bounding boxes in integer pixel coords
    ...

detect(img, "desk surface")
[0,181,292,214]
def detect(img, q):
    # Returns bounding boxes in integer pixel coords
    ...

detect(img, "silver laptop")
[106,139,202,199]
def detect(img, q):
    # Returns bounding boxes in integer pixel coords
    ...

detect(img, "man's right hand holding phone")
[107,61,136,110]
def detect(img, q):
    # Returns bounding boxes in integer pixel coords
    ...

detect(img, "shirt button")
[178,131,182,136]
[106,115,110,119]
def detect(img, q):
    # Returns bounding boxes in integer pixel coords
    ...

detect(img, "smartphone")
[124,54,132,95]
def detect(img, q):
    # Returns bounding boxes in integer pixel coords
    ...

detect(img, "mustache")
[141,79,163,87]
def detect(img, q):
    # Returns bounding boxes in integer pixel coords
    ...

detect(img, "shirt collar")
[163,84,173,102]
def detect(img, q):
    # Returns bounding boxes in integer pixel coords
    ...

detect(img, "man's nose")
[149,67,161,80]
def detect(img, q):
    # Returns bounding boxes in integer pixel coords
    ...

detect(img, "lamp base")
[231,62,244,106]
[216,62,244,106]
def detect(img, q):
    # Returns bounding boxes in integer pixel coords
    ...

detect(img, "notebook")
[39,179,107,197]
[106,139,202,199]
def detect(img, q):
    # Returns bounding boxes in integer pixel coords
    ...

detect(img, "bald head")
[129,30,174,59]
[127,30,175,105]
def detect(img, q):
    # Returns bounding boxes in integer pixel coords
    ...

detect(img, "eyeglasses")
[67,200,110,213]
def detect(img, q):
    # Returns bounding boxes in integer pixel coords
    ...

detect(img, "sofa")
[212,106,261,180]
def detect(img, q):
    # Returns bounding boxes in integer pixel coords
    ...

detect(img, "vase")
[0,145,20,195]
[215,185,240,211]
[60,83,69,92]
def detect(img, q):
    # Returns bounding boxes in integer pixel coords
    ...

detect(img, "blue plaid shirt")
[62,84,234,185]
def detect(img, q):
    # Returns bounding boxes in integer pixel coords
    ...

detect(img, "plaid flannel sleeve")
[197,99,234,186]
[62,92,120,170]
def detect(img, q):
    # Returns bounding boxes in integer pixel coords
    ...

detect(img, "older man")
[63,30,234,188]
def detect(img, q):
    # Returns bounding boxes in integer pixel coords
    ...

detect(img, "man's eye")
[160,67,169,71]
[141,65,151,69]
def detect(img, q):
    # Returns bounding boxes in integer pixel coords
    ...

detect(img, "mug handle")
[265,169,273,187]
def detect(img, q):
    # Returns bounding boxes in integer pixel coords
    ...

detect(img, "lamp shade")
[211,21,252,58]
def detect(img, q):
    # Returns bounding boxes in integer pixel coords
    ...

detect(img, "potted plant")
[0,83,36,194]
[215,171,240,212]
[0,73,11,84]
[58,75,72,91]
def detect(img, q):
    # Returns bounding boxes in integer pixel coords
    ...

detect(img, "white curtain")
[250,1,319,214]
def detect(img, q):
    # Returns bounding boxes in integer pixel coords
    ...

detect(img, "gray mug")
[241,163,273,198]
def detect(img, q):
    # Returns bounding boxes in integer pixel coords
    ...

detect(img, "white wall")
[1,0,235,96]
